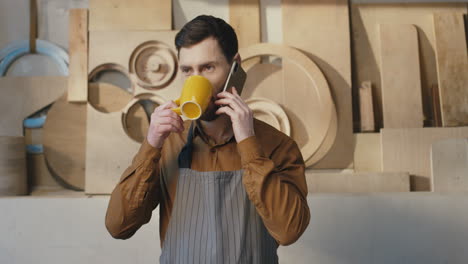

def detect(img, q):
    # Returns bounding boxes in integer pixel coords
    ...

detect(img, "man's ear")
[233,53,241,65]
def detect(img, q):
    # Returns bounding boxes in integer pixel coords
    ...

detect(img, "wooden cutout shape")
[431,138,468,192]
[88,30,182,101]
[379,24,423,128]
[433,12,468,127]
[43,92,87,190]
[283,0,354,169]
[240,43,337,167]
[245,97,291,136]
[68,9,88,102]
[381,127,468,191]
[0,76,67,137]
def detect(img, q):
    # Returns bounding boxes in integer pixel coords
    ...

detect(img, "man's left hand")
[215,87,255,143]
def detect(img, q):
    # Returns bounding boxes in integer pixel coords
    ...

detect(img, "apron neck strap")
[178,122,195,168]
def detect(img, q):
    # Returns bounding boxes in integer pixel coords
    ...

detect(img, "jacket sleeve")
[105,138,162,239]
[237,136,310,246]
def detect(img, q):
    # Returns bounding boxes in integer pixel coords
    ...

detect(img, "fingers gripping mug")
[172,75,213,120]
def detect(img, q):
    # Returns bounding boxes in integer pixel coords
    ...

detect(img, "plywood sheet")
[229,0,260,60]
[306,171,410,193]
[354,133,381,173]
[0,136,27,196]
[351,3,467,129]
[381,127,468,191]
[431,138,468,192]
[89,0,171,31]
[282,0,354,169]
[0,77,67,137]
[379,24,423,128]
[67,9,88,102]
[85,103,140,194]
[433,12,468,127]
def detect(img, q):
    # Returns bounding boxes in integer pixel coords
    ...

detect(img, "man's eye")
[181,68,191,74]
[204,65,214,72]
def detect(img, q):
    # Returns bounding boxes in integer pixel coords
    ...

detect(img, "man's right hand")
[147,101,185,148]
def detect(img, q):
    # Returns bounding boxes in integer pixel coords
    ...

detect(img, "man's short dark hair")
[175,15,238,63]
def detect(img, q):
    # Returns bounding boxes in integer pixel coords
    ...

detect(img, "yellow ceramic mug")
[172,75,213,120]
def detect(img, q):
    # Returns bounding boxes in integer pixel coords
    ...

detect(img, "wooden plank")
[305,170,410,193]
[351,3,467,130]
[229,0,260,66]
[359,81,375,132]
[354,133,381,172]
[0,77,67,137]
[68,9,88,102]
[433,12,468,127]
[381,127,468,191]
[431,138,468,192]
[282,0,354,169]
[89,0,171,31]
[88,30,182,100]
[43,92,87,191]
[379,24,423,128]
[0,136,27,196]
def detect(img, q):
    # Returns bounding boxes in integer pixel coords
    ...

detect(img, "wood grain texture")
[351,3,467,130]
[43,93,87,190]
[87,82,133,113]
[379,24,423,128]
[431,138,468,192]
[359,81,375,132]
[381,127,468,191]
[68,9,88,102]
[433,12,468,127]
[282,0,354,169]
[0,77,67,137]
[0,136,27,196]
[306,171,410,193]
[89,0,171,31]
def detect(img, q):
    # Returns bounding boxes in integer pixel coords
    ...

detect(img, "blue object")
[25,144,44,154]
[23,116,47,128]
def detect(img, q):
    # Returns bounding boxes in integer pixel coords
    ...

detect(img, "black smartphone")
[222,61,247,96]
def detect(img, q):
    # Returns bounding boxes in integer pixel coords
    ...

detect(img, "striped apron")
[159,124,279,264]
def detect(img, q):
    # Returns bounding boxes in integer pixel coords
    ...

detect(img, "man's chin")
[199,110,219,122]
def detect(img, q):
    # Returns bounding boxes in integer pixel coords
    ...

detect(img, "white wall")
[2,193,468,264]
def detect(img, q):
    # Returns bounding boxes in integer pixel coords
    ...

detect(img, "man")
[105,15,310,263]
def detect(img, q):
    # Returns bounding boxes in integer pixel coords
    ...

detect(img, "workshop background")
[1,0,468,263]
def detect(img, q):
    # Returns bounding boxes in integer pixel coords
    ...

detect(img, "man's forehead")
[178,37,226,66]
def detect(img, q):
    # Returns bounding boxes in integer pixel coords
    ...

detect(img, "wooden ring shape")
[245,97,291,136]
[129,41,177,89]
[240,43,337,166]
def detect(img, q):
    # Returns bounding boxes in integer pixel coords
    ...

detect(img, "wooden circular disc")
[129,41,177,89]
[246,97,291,136]
[241,43,337,165]
[88,82,133,113]
[43,93,86,190]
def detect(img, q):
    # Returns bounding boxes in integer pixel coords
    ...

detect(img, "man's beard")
[199,96,220,121]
